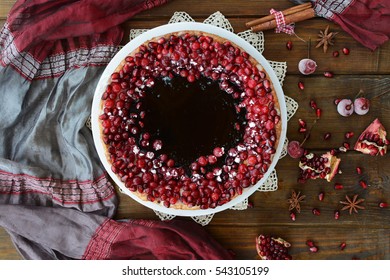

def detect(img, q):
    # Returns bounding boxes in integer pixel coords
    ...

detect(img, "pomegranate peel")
[354,118,388,156]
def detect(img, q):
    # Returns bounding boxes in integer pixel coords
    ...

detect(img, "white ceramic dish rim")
[91,22,287,217]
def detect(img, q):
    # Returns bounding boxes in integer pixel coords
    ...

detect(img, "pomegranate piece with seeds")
[354,118,389,156]
[256,234,292,260]
[298,151,341,182]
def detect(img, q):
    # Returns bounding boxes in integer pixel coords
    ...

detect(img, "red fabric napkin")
[313,0,390,51]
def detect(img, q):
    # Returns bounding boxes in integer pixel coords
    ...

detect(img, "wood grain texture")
[0,0,389,260]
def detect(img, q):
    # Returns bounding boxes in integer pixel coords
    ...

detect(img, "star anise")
[287,190,306,213]
[340,194,365,215]
[315,25,338,53]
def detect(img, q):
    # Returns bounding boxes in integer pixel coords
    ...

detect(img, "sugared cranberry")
[337,99,354,117]
[354,97,370,115]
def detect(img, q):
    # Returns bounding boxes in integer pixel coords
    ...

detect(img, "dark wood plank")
[206,225,390,259]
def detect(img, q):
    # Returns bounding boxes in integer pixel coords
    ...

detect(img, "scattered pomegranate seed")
[356,167,363,174]
[334,210,340,220]
[298,81,305,90]
[286,41,293,50]
[316,108,322,119]
[306,240,315,247]
[323,132,331,140]
[324,71,334,78]
[379,202,388,208]
[339,146,348,153]
[310,100,318,110]
[342,47,350,55]
[312,208,321,216]
[359,180,368,189]
[299,127,307,133]
[340,242,347,250]
[290,212,296,221]
[345,132,354,139]
[343,142,350,150]
[333,50,339,57]
[309,246,319,253]
[334,183,344,190]
[247,201,254,208]
[318,192,325,201]
[213,147,224,157]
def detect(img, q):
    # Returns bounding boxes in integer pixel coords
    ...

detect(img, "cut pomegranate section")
[256,234,292,260]
[354,118,389,156]
[298,152,341,182]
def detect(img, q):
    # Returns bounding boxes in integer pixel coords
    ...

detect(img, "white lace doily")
[124,11,298,225]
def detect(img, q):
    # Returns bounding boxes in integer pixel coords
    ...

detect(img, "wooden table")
[1,0,389,260]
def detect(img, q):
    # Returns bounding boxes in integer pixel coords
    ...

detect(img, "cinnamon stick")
[251,7,315,32]
[246,3,312,28]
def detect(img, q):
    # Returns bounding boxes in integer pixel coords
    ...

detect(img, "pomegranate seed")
[334,98,342,105]
[339,146,347,153]
[310,100,317,110]
[213,147,224,158]
[324,132,331,140]
[316,108,322,119]
[298,119,306,128]
[379,202,388,208]
[298,81,305,90]
[324,71,334,78]
[318,192,325,201]
[306,240,318,253]
[290,212,296,221]
[306,240,315,247]
[247,201,254,208]
[309,246,319,253]
[340,242,347,250]
[299,127,307,133]
[198,156,208,167]
[334,210,340,220]
[334,183,344,190]
[343,142,350,150]
[286,41,293,50]
[359,180,367,189]
[356,167,363,174]
[345,132,354,139]
[312,208,321,216]
[342,47,350,55]
[333,50,339,57]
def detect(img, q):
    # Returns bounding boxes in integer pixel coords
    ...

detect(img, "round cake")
[95,24,284,212]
